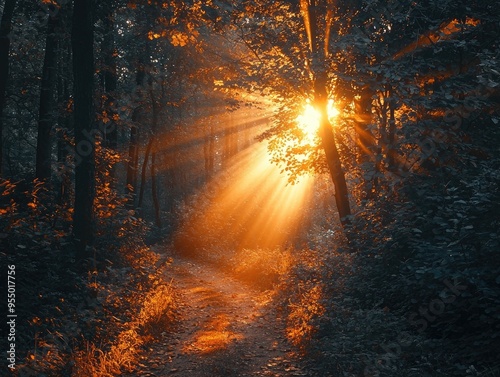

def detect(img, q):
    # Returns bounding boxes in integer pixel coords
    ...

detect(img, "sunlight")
[296,103,321,145]
[208,141,315,250]
[172,106,316,254]
[182,313,244,355]
[296,100,340,146]
[328,99,340,119]
[393,18,480,60]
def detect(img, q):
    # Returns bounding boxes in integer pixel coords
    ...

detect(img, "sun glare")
[328,100,340,119]
[295,100,340,145]
[296,104,321,145]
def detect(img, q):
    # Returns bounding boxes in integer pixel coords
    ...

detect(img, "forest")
[1,0,499,376]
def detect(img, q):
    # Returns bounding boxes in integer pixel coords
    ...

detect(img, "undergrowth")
[1,177,178,377]
[72,276,177,376]
[277,156,500,376]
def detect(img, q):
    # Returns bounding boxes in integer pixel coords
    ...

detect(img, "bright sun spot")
[296,104,321,144]
[295,100,340,145]
[328,100,340,119]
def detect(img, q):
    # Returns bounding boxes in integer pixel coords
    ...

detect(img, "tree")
[126,65,144,208]
[35,3,62,181]
[301,0,351,224]
[99,3,118,152]
[0,0,17,177]
[218,1,352,226]
[72,0,95,260]
[56,35,72,205]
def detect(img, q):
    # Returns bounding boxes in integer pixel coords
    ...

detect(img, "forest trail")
[127,255,313,377]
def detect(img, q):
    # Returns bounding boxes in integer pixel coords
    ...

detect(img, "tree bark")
[354,85,375,163]
[151,148,161,228]
[0,0,17,177]
[72,0,95,260]
[150,86,161,228]
[387,86,397,169]
[138,135,152,209]
[204,121,215,178]
[36,8,59,181]
[303,1,352,226]
[314,71,351,225]
[57,25,71,207]
[126,107,140,207]
[126,65,145,207]
[101,8,117,150]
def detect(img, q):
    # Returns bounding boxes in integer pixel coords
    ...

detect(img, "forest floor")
[124,252,314,377]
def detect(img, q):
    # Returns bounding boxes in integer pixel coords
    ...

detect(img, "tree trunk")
[72,0,95,260]
[36,8,59,181]
[315,73,351,225]
[387,86,397,169]
[101,8,117,151]
[57,42,71,206]
[223,120,231,167]
[354,85,375,163]
[0,0,17,177]
[150,85,161,228]
[204,121,215,178]
[126,65,145,207]
[126,108,140,207]
[138,135,152,209]
[302,1,351,227]
[151,148,161,228]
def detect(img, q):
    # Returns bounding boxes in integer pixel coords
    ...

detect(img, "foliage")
[280,124,500,375]
[72,252,177,377]
[0,142,174,376]
[228,247,294,289]
[94,141,149,247]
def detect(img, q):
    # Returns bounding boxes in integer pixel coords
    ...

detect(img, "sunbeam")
[173,109,316,256]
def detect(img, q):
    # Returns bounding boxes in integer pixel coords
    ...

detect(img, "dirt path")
[129,256,313,377]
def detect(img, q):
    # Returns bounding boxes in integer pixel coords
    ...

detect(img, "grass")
[227,247,295,289]
[72,282,176,376]
[71,244,177,377]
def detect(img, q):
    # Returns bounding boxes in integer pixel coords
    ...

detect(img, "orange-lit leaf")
[170,31,189,47]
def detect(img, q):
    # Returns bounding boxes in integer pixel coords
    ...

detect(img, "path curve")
[129,255,312,377]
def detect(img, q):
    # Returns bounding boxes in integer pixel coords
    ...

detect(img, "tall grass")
[72,282,176,376]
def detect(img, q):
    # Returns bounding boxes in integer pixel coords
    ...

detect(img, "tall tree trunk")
[137,135,152,209]
[151,148,161,228]
[57,128,70,205]
[315,71,351,225]
[0,0,17,177]
[204,121,215,178]
[126,65,145,207]
[303,1,351,226]
[36,8,60,181]
[354,85,378,198]
[126,107,140,207]
[72,0,95,260]
[387,86,397,169]
[223,120,231,167]
[354,85,375,163]
[57,27,71,206]
[150,86,161,228]
[101,8,117,150]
